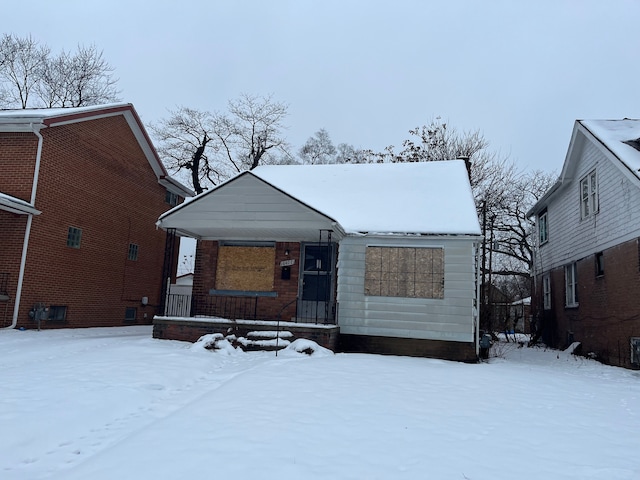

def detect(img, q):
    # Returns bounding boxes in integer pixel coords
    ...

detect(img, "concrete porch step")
[237,330,294,352]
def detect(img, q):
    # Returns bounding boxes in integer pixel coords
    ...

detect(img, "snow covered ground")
[1,326,639,480]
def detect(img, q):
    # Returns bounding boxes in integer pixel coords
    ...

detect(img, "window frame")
[580,170,598,219]
[124,307,137,322]
[66,226,82,249]
[165,190,178,207]
[538,209,548,245]
[48,305,67,323]
[565,262,578,308]
[542,274,551,310]
[128,243,139,261]
[595,252,604,277]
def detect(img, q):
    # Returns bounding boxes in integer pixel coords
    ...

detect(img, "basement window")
[124,307,137,322]
[48,305,67,323]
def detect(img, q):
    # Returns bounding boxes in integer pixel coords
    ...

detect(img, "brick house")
[0,104,192,329]
[527,119,640,368]
[155,161,483,361]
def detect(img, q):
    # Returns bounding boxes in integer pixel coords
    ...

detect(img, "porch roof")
[157,172,345,242]
[0,192,41,216]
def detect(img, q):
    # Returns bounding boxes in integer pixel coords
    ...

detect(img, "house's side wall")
[337,236,477,344]
[532,135,640,368]
[536,140,640,274]
[12,116,174,328]
[0,131,38,200]
[533,237,640,368]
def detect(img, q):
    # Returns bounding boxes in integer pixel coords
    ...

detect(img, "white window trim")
[580,170,598,219]
[542,274,551,310]
[565,263,578,307]
[538,210,548,245]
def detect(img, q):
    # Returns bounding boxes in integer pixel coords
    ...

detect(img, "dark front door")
[299,243,335,323]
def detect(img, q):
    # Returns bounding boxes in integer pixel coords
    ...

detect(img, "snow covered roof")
[580,119,640,178]
[158,160,481,239]
[252,161,481,235]
[528,118,640,217]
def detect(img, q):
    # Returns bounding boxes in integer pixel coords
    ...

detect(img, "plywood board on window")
[216,246,275,292]
[365,246,445,299]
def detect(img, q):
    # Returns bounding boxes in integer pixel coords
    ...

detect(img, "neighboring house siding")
[536,141,640,273]
[2,115,174,328]
[532,126,640,369]
[337,236,476,342]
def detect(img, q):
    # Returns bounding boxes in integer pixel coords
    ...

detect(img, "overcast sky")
[5,0,639,174]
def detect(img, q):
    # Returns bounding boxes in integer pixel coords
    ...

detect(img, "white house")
[527,119,640,368]
[155,160,483,361]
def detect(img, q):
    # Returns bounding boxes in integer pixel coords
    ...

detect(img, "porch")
[153,316,340,351]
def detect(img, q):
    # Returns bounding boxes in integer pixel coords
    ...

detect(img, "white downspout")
[6,124,44,329]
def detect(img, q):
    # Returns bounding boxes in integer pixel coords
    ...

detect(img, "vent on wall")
[631,337,640,365]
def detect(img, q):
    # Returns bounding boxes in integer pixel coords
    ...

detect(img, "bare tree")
[151,94,290,194]
[299,128,337,164]
[150,107,223,195]
[335,143,371,164]
[365,117,557,282]
[224,93,289,171]
[0,34,119,109]
[36,44,120,107]
[0,34,49,108]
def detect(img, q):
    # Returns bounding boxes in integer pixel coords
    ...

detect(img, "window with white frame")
[580,170,598,219]
[565,262,578,307]
[538,209,548,245]
[542,274,551,310]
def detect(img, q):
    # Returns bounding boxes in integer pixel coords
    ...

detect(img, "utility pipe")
[6,124,44,329]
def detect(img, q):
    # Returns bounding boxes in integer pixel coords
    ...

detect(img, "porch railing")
[165,293,337,325]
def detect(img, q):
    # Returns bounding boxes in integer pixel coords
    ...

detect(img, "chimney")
[457,156,471,182]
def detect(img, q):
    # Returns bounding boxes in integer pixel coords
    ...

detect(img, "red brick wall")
[0,132,38,201]
[2,115,176,329]
[192,240,301,321]
[0,211,28,327]
[533,238,640,368]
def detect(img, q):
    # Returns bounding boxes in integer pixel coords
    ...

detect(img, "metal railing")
[164,294,192,317]
[165,293,337,325]
[191,294,260,320]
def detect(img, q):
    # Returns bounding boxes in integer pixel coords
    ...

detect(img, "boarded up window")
[365,247,444,299]
[216,246,275,292]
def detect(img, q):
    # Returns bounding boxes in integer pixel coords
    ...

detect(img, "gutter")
[6,124,44,329]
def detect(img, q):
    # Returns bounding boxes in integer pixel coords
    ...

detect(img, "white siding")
[336,235,478,342]
[535,141,640,273]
